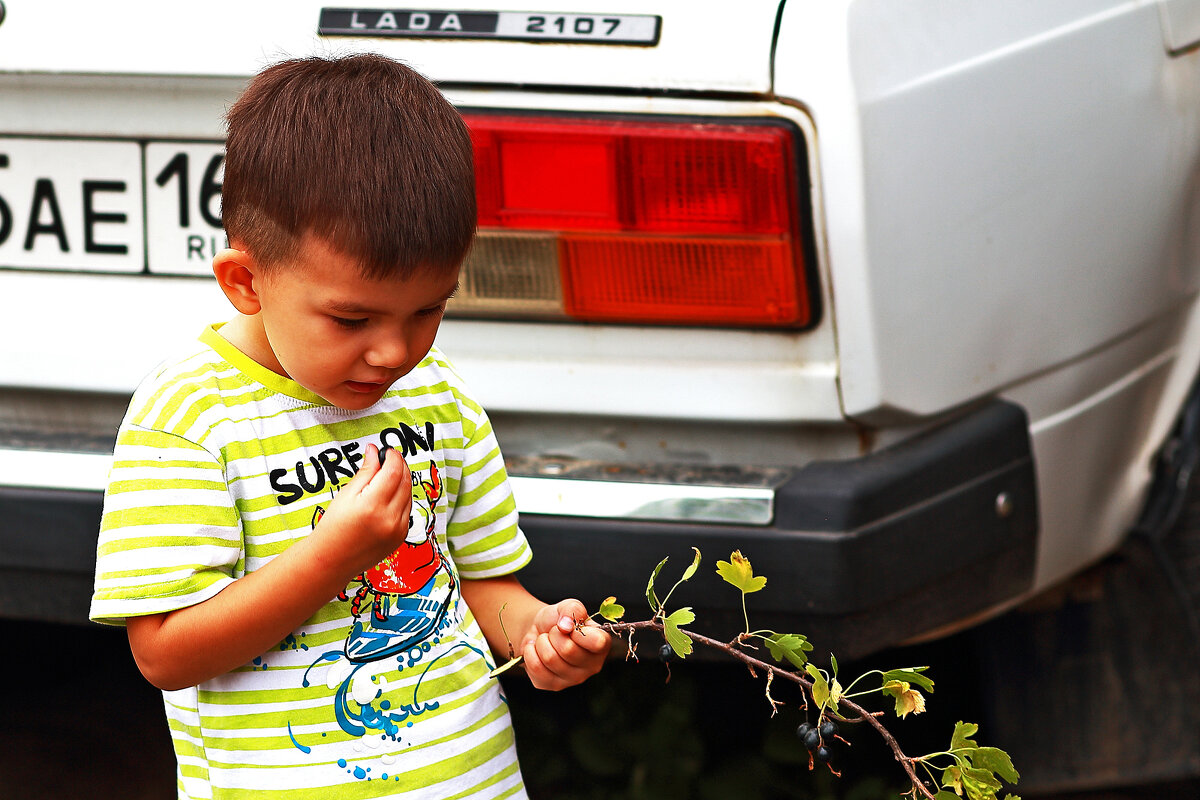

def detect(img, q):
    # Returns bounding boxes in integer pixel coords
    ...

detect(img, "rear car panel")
[3,0,1200,658]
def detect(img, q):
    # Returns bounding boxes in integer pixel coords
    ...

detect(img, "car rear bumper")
[516,400,1038,657]
[0,400,1037,656]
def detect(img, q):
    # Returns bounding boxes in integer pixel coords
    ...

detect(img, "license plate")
[0,136,227,276]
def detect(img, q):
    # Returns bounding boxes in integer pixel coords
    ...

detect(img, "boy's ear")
[212,247,264,315]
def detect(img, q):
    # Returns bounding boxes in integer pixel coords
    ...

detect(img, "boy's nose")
[365,336,407,369]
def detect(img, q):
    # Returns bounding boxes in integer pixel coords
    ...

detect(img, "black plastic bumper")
[0,400,1038,657]
[517,400,1038,658]
[0,487,104,624]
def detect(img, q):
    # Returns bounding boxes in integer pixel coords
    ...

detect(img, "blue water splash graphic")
[280,631,309,652]
[290,639,499,782]
[286,723,311,754]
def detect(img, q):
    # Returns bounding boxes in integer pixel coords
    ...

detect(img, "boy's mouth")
[345,380,388,394]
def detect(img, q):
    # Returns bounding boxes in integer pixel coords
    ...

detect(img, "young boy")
[90,54,610,799]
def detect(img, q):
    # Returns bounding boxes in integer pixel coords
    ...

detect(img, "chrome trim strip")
[0,448,775,526]
[510,475,774,525]
[0,448,111,492]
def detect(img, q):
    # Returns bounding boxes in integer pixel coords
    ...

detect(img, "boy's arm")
[459,575,611,691]
[127,446,412,691]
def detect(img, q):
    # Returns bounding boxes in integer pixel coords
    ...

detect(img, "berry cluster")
[796,718,842,769]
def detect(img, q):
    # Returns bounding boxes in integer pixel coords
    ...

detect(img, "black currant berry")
[815,746,832,763]
[803,729,821,751]
[820,720,839,739]
[658,643,674,661]
[796,722,813,741]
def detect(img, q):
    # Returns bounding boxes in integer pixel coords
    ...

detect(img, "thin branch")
[602,620,938,800]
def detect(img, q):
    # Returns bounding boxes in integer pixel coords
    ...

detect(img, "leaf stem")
[840,668,883,697]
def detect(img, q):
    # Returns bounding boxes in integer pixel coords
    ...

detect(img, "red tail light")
[457,113,813,328]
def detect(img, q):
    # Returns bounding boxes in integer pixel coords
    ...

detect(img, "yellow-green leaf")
[487,656,523,679]
[951,721,980,751]
[942,765,964,795]
[882,666,934,693]
[806,663,829,707]
[681,547,702,582]
[765,633,812,669]
[883,680,926,718]
[963,766,1003,792]
[715,550,768,594]
[598,596,625,622]
[646,557,668,611]
[664,607,696,657]
[972,747,1019,785]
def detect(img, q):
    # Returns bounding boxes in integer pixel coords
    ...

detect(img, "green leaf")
[806,663,829,707]
[951,721,980,751]
[764,633,811,669]
[882,666,935,693]
[664,607,696,658]
[646,557,668,611]
[830,653,839,676]
[715,550,768,594]
[680,547,702,582]
[598,596,625,622]
[972,747,1020,785]
[935,793,961,800]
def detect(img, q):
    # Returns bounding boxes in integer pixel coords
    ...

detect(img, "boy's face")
[236,237,459,410]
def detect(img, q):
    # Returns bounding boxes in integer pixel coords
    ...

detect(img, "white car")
[2,0,1200,789]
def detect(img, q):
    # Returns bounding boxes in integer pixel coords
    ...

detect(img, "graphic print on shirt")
[284,424,501,785]
[313,461,458,663]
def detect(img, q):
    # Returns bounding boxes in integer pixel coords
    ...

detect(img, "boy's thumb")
[555,599,588,631]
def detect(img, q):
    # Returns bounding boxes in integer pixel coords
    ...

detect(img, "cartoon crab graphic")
[312,462,457,661]
[336,462,449,621]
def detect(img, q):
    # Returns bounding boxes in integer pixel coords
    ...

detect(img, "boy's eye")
[417,304,447,318]
[332,316,368,329]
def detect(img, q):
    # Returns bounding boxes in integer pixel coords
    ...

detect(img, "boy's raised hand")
[519,598,612,691]
[312,444,413,578]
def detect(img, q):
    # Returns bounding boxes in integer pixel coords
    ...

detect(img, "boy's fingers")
[527,632,605,691]
[527,635,572,688]
[550,598,589,632]
[530,603,564,636]
[364,447,410,497]
[348,444,381,488]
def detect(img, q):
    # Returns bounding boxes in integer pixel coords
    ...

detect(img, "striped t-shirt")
[91,324,533,800]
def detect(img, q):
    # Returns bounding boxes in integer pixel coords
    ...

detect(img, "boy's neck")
[219,315,288,378]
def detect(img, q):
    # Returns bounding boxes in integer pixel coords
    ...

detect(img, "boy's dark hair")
[223,54,476,278]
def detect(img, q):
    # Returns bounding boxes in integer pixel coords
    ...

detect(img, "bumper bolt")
[995,492,1014,519]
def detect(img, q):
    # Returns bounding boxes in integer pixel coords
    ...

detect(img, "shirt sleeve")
[90,424,243,625]
[445,396,532,580]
